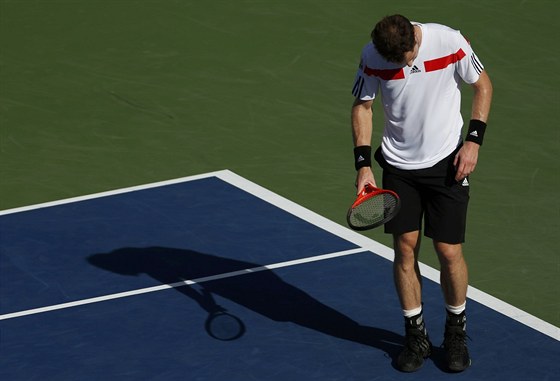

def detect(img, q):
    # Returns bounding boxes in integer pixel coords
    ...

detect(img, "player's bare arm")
[454,70,493,181]
[470,70,493,123]
[351,98,377,192]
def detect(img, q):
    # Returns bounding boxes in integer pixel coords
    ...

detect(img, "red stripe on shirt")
[364,66,405,80]
[424,49,466,72]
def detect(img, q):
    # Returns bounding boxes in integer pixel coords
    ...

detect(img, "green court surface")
[1,0,558,327]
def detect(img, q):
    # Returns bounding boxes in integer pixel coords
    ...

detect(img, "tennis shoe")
[396,326,432,372]
[443,316,471,372]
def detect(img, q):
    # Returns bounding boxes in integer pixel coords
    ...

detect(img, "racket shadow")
[87,247,403,364]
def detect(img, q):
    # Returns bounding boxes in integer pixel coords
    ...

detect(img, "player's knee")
[434,241,463,265]
[394,231,420,252]
[394,232,421,267]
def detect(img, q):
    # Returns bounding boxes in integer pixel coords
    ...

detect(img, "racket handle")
[362,183,375,194]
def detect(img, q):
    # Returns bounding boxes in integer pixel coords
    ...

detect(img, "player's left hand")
[454,142,480,182]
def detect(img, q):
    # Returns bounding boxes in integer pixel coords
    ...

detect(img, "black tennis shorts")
[375,146,470,244]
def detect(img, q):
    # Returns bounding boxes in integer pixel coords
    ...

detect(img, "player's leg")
[393,231,432,372]
[422,146,472,372]
[434,241,468,307]
[393,231,423,310]
[434,241,471,372]
[376,148,432,372]
[422,148,471,372]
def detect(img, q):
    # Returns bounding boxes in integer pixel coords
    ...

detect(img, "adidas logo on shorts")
[461,178,469,187]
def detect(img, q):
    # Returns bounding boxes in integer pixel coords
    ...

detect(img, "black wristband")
[354,145,372,170]
[465,119,487,146]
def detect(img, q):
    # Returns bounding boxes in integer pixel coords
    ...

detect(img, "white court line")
[0,171,222,216]
[1,169,559,342]
[0,248,365,321]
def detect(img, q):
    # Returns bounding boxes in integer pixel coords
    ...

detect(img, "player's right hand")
[355,167,377,195]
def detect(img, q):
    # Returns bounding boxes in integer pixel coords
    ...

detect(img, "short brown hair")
[371,14,415,63]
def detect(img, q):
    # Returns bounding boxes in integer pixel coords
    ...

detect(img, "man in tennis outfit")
[350,14,493,372]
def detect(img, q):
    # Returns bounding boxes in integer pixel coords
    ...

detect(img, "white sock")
[403,305,423,318]
[446,302,466,315]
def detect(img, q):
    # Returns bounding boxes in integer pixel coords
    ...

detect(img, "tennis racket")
[346,184,401,230]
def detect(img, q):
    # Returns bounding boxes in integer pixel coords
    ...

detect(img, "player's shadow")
[87,247,404,367]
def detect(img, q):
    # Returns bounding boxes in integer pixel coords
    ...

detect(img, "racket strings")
[348,193,399,228]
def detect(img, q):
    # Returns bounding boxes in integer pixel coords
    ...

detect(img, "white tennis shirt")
[352,23,484,169]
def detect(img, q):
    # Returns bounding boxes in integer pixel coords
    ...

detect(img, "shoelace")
[405,329,430,353]
[443,326,470,355]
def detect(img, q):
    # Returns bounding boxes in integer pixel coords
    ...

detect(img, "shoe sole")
[398,348,432,373]
[448,358,472,372]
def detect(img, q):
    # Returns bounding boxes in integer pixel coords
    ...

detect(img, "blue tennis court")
[1,171,558,380]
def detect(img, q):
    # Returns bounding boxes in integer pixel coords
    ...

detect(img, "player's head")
[371,14,416,65]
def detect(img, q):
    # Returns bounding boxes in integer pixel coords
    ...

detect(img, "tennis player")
[350,14,493,372]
